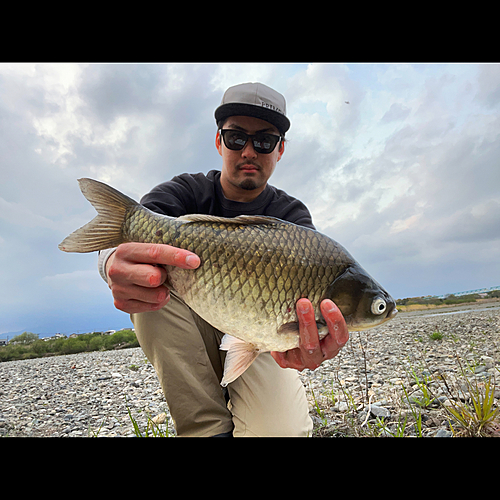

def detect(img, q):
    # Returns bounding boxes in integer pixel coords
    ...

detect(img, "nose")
[241,139,258,159]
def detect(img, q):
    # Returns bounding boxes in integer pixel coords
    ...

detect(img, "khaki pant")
[131,293,313,437]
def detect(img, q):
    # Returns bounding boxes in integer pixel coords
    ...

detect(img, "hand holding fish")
[105,242,200,314]
[271,298,349,371]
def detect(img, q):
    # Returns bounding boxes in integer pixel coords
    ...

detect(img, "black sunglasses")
[220,129,282,154]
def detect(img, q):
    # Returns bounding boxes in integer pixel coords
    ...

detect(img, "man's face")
[216,115,284,201]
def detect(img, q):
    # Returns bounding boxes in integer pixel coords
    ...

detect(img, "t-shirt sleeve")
[140,174,198,216]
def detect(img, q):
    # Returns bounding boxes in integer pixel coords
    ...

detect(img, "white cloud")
[381,102,411,123]
[42,269,104,291]
[390,214,422,235]
[1,63,499,333]
[475,63,500,108]
[210,63,281,93]
[0,195,59,230]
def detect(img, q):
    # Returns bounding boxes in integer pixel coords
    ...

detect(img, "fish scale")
[59,178,397,385]
[142,213,347,352]
[133,205,343,333]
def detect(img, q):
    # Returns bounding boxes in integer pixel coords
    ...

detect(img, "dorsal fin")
[176,214,285,225]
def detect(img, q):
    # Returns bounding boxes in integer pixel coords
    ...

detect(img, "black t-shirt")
[140,170,315,230]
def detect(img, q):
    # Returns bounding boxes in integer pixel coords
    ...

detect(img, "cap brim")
[215,103,290,135]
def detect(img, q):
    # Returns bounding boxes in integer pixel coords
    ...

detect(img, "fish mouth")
[344,303,398,332]
[346,315,395,331]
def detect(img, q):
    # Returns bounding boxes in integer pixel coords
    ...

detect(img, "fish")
[59,178,397,386]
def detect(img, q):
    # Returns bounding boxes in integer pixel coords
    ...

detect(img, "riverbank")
[1,303,499,437]
[303,303,500,436]
[396,297,500,314]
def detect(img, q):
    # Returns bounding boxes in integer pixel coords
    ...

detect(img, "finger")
[131,263,169,288]
[296,298,323,368]
[321,300,349,346]
[270,351,287,368]
[320,300,349,358]
[112,282,170,306]
[149,265,168,288]
[113,286,171,313]
[116,242,200,269]
[296,298,319,352]
[108,260,168,289]
[114,296,170,314]
[271,349,303,370]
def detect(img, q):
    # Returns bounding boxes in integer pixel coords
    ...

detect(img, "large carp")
[59,178,397,385]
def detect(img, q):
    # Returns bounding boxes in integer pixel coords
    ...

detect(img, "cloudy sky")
[1,62,499,335]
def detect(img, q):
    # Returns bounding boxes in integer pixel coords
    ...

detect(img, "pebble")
[369,405,391,419]
[1,305,499,437]
[333,402,349,412]
[434,428,454,437]
[299,305,500,437]
[0,349,172,437]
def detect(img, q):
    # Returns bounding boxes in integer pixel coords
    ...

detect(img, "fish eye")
[371,298,387,315]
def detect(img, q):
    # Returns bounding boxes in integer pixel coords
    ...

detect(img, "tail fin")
[59,178,138,253]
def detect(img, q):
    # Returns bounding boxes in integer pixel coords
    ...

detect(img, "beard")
[238,178,259,190]
[235,162,263,191]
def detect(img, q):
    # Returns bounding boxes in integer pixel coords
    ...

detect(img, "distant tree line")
[396,289,500,306]
[0,330,139,362]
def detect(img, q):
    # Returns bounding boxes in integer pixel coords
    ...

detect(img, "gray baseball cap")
[214,82,290,135]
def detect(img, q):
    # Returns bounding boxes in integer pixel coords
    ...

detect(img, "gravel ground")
[301,302,500,437]
[1,302,499,437]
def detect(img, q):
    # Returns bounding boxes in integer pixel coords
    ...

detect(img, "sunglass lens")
[223,130,247,150]
[253,135,278,153]
[221,130,281,154]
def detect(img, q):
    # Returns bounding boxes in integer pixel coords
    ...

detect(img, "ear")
[277,138,285,161]
[215,130,222,157]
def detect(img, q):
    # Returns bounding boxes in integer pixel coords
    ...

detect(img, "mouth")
[238,163,260,173]
[344,305,398,332]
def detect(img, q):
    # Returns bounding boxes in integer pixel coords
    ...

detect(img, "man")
[98,82,349,437]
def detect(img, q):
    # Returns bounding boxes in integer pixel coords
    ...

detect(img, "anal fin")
[219,334,261,387]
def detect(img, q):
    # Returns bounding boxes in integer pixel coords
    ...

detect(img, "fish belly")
[168,266,300,352]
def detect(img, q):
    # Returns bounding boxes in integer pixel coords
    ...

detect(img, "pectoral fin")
[219,334,261,387]
[277,321,329,339]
